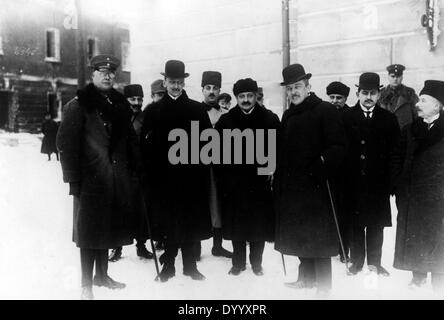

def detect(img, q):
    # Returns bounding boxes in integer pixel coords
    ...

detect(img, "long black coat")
[41,119,59,154]
[56,83,140,249]
[274,93,347,257]
[215,105,280,242]
[140,91,212,243]
[392,114,444,273]
[343,103,400,227]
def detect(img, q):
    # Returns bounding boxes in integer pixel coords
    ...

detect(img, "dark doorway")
[0,90,12,130]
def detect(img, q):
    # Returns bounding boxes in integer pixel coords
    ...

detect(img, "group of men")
[56,54,444,300]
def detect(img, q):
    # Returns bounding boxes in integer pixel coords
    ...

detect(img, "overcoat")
[41,119,59,154]
[379,84,418,129]
[342,103,400,227]
[274,93,347,257]
[392,114,444,273]
[215,105,280,242]
[56,83,140,249]
[140,91,213,243]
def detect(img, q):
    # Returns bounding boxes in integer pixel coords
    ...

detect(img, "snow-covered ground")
[0,132,442,300]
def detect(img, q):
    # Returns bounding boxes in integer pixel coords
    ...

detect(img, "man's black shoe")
[228,266,246,276]
[156,265,175,282]
[137,245,154,259]
[252,266,264,276]
[183,268,206,280]
[155,241,164,251]
[347,264,363,276]
[93,275,126,290]
[211,246,233,258]
[376,265,390,277]
[108,247,122,262]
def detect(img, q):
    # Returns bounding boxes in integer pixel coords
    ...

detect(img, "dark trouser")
[136,238,147,248]
[413,271,444,291]
[80,248,108,288]
[163,240,198,272]
[350,224,384,268]
[297,257,332,290]
[232,241,265,269]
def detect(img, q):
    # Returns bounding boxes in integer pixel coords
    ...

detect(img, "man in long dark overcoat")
[108,84,154,262]
[392,80,444,292]
[274,64,347,295]
[215,78,280,276]
[140,60,212,282]
[56,54,140,300]
[343,72,400,276]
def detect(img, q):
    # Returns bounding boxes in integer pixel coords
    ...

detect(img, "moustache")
[209,94,216,98]
[241,102,251,106]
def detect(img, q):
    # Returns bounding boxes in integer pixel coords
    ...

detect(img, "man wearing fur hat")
[392,80,444,292]
[140,60,212,282]
[274,64,347,295]
[215,78,280,276]
[57,54,140,299]
[379,64,418,129]
[343,72,400,277]
[194,71,232,260]
[108,84,154,262]
[326,81,351,111]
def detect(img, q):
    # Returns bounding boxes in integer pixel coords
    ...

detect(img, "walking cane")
[281,253,287,276]
[140,187,160,280]
[325,178,350,271]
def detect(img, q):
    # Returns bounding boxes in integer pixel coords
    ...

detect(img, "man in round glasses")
[57,54,140,299]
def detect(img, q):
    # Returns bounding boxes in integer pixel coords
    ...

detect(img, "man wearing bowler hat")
[195,71,232,260]
[57,54,140,299]
[379,64,418,129]
[326,81,351,111]
[274,64,347,296]
[140,60,212,282]
[343,72,400,276]
[392,80,444,292]
[108,84,154,262]
[215,78,279,276]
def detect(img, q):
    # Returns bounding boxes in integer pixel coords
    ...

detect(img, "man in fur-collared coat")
[392,80,444,292]
[57,54,140,300]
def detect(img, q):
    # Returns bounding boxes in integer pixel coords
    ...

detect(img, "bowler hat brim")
[161,72,190,78]
[280,73,312,86]
[355,84,384,90]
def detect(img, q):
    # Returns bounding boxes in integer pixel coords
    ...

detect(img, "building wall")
[0,0,130,132]
[132,0,444,116]
[291,0,444,105]
[131,0,284,116]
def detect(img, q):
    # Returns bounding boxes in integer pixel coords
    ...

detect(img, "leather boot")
[212,228,232,258]
[108,247,122,262]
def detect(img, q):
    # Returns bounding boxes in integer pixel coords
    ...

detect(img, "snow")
[0,132,442,300]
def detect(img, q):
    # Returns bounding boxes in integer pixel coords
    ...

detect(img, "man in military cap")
[108,84,154,262]
[274,64,347,296]
[140,60,212,282]
[215,78,279,276]
[195,71,232,260]
[57,54,140,299]
[326,81,351,111]
[343,72,400,277]
[150,79,166,103]
[217,93,232,111]
[379,64,418,129]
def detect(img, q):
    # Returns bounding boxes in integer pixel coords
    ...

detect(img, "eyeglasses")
[96,69,116,78]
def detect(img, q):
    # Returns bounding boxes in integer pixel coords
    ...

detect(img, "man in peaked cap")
[326,81,351,111]
[140,60,212,282]
[150,79,166,103]
[392,80,444,292]
[194,71,233,261]
[57,54,140,299]
[342,72,400,277]
[379,64,418,129]
[274,64,346,296]
[256,87,265,107]
[108,84,155,263]
[215,78,279,276]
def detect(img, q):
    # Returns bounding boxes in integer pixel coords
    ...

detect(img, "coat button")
[360,155,366,160]
[361,140,366,145]
[113,160,117,164]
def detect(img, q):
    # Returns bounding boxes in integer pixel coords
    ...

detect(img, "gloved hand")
[69,182,81,197]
